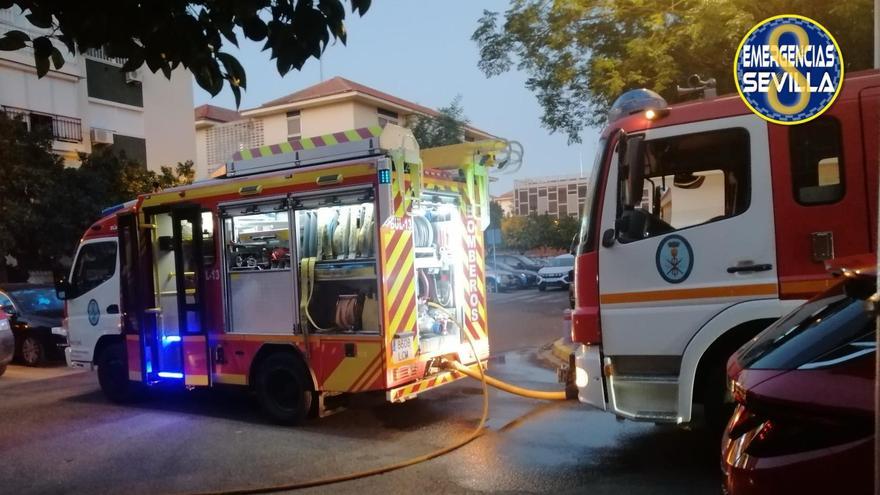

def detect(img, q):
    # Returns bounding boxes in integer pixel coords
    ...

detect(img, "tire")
[702,360,735,433]
[0,364,6,377]
[255,353,313,425]
[487,279,498,293]
[538,284,546,292]
[97,342,144,403]
[20,335,46,367]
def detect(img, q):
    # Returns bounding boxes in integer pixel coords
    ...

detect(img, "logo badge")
[734,15,843,125]
[656,235,694,284]
[87,299,100,326]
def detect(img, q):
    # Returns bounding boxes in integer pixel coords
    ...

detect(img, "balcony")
[2,106,83,143]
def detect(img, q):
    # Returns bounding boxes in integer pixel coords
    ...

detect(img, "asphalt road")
[0,288,720,494]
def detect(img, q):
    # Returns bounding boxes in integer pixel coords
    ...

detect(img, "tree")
[473,0,872,142]
[411,96,469,148]
[488,200,504,229]
[0,112,196,281]
[0,0,371,106]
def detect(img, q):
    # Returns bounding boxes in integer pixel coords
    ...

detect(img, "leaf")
[50,47,64,70]
[351,0,371,16]
[193,59,223,96]
[217,52,246,90]
[0,30,29,51]
[32,37,53,77]
[120,52,145,72]
[229,83,242,109]
[25,11,53,29]
[241,16,268,41]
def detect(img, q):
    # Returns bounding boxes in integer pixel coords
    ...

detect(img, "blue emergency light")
[378,169,391,184]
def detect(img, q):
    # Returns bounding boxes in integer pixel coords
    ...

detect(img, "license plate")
[392,334,414,362]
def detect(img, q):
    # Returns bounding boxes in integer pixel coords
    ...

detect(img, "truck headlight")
[575,367,589,388]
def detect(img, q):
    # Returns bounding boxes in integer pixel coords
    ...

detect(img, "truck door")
[768,93,873,299]
[65,238,120,364]
[141,206,210,386]
[597,115,777,419]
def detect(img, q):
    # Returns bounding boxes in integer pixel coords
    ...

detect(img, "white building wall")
[142,68,196,170]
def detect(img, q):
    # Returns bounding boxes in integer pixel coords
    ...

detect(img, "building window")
[378,108,398,128]
[789,117,844,205]
[1,106,83,142]
[111,134,148,166]
[286,110,301,139]
[85,59,143,107]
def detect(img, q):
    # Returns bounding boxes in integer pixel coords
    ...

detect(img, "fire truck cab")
[572,71,879,426]
[69,125,502,423]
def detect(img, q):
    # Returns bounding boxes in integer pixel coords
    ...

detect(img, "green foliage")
[473,0,872,142]
[500,213,579,251]
[0,112,194,280]
[0,0,371,106]
[411,96,469,148]
[488,200,504,229]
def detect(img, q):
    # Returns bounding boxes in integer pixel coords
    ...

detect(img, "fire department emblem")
[87,299,100,326]
[734,15,843,125]
[655,235,693,284]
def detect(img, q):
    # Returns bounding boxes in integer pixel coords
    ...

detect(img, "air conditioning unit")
[90,128,114,145]
[124,70,142,84]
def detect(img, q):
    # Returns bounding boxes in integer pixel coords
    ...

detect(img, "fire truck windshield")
[577,137,608,254]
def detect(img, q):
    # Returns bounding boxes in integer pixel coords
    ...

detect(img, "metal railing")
[2,105,83,143]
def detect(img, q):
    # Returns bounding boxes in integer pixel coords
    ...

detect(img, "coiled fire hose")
[193,305,567,494]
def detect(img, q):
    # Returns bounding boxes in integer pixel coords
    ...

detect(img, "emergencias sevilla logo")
[734,15,843,125]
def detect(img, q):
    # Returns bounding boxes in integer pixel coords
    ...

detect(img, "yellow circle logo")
[733,15,844,125]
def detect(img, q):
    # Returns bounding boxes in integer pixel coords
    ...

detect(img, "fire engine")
[571,70,879,427]
[57,124,511,423]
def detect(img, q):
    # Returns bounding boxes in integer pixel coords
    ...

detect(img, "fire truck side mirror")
[54,277,72,300]
[601,228,616,248]
[622,135,646,209]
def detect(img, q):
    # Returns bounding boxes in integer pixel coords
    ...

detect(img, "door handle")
[106,304,119,314]
[726,263,772,274]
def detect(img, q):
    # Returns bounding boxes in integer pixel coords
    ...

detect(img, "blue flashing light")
[378,169,392,184]
[100,203,126,217]
[157,372,184,379]
[162,335,182,344]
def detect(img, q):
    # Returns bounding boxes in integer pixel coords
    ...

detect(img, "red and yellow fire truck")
[61,125,508,423]
[571,70,879,427]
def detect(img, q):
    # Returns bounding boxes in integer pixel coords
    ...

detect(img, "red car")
[722,266,876,495]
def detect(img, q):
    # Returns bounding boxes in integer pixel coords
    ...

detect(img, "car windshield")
[10,288,64,317]
[736,276,876,370]
[493,261,519,272]
[549,257,574,267]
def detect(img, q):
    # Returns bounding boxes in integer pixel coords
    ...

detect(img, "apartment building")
[195,76,494,178]
[513,175,589,218]
[492,190,514,216]
[0,7,195,169]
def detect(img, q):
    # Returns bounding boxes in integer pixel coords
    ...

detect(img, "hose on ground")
[191,314,489,495]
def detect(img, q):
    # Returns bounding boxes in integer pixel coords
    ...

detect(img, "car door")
[598,115,777,359]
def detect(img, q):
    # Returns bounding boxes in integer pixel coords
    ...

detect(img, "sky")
[192,1,601,195]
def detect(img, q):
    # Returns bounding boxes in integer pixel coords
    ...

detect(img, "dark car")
[0,284,65,366]
[721,267,876,495]
[0,309,13,376]
[487,260,538,288]
[496,254,544,273]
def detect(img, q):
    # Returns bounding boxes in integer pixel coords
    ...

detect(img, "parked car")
[722,265,876,495]
[537,254,575,291]
[487,260,538,288]
[0,309,13,376]
[0,284,65,366]
[486,268,519,293]
[496,253,544,272]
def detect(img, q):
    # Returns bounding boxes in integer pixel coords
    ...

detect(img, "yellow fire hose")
[192,305,568,494]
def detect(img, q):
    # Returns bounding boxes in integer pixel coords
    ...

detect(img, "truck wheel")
[702,361,735,432]
[255,353,313,425]
[97,342,143,403]
[20,336,46,366]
